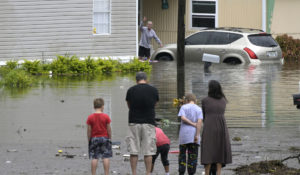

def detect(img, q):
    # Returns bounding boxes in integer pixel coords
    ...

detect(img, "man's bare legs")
[130,155,138,175]
[91,159,98,175]
[144,155,152,175]
[131,155,152,175]
[102,158,110,175]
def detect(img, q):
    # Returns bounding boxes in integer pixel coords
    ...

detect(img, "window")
[248,34,278,47]
[229,33,243,43]
[206,32,229,45]
[93,0,111,35]
[191,0,216,28]
[185,32,211,45]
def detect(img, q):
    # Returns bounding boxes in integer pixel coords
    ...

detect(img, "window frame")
[190,0,218,29]
[93,0,112,35]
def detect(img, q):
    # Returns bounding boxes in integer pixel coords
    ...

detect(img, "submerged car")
[151,28,283,64]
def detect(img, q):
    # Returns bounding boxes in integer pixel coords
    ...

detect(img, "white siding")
[0,0,137,61]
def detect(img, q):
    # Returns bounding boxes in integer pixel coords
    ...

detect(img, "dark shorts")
[152,144,170,166]
[89,137,112,159]
[138,46,151,58]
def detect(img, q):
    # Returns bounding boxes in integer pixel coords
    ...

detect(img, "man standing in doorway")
[139,16,163,61]
[126,72,159,175]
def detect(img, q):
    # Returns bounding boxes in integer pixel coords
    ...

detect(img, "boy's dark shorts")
[138,46,151,58]
[89,137,112,159]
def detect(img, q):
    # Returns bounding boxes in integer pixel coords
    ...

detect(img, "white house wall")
[0,0,137,61]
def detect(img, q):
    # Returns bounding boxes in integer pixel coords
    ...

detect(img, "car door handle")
[220,49,226,53]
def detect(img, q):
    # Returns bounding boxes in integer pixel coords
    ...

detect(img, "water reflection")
[0,61,300,144]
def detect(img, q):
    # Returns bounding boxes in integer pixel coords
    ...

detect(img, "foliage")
[1,70,34,88]
[6,61,18,70]
[22,60,43,75]
[0,55,152,88]
[276,34,300,62]
[119,58,152,72]
[0,61,18,76]
[49,55,151,75]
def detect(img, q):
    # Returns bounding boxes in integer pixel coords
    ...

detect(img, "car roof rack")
[202,27,264,33]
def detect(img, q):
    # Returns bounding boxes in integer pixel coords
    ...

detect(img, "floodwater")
[1,61,300,174]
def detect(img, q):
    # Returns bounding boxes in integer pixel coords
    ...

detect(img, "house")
[142,0,300,49]
[0,0,137,62]
[0,0,299,62]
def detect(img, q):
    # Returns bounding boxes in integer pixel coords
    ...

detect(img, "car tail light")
[244,47,257,59]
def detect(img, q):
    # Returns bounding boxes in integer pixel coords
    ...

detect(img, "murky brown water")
[0,61,300,143]
[1,61,300,174]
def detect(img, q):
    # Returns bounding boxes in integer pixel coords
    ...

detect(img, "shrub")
[6,61,18,70]
[22,60,43,75]
[2,55,152,77]
[1,70,34,88]
[85,56,98,74]
[276,34,300,62]
[50,55,71,74]
[119,58,152,72]
[96,59,115,73]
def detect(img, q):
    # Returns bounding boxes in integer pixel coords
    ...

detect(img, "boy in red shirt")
[86,98,112,175]
[151,127,170,175]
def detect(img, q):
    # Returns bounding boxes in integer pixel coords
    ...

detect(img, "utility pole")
[177,0,186,99]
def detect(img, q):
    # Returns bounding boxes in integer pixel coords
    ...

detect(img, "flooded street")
[1,61,300,174]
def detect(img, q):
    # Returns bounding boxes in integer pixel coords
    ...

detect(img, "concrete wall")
[271,0,300,39]
[0,0,137,61]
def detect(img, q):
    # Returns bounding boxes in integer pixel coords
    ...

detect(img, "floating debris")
[123,154,130,161]
[5,161,12,164]
[7,149,18,152]
[289,146,300,152]
[232,137,241,141]
[112,145,120,149]
[234,160,300,175]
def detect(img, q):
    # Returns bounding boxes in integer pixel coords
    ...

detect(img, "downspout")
[267,0,275,33]
[262,0,267,32]
[136,0,139,57]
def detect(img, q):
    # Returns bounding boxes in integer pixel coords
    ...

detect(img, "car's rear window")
[248,34,278,47]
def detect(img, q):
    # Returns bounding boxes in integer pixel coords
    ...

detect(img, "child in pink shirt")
[151,127,170,175]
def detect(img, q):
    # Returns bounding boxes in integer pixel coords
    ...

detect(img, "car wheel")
[156,54,173,61]
[223,57,242,65]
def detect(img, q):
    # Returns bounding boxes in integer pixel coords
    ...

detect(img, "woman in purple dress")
[201,80,232,175]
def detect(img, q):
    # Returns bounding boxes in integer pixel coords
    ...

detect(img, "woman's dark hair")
[208,80,227,101]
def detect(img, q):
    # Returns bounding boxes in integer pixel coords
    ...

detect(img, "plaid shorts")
[89,137,112,159]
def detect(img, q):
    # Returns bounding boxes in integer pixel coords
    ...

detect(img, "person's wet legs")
[102,158,110,175]
[150,152,159,173]
[205,164,211,175]
[130,155,138,175]
[144,155,152,175]
[216,163,222,175]
[91,159,98,175]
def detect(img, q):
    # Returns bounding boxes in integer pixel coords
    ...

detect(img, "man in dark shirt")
[126,72,159,175]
